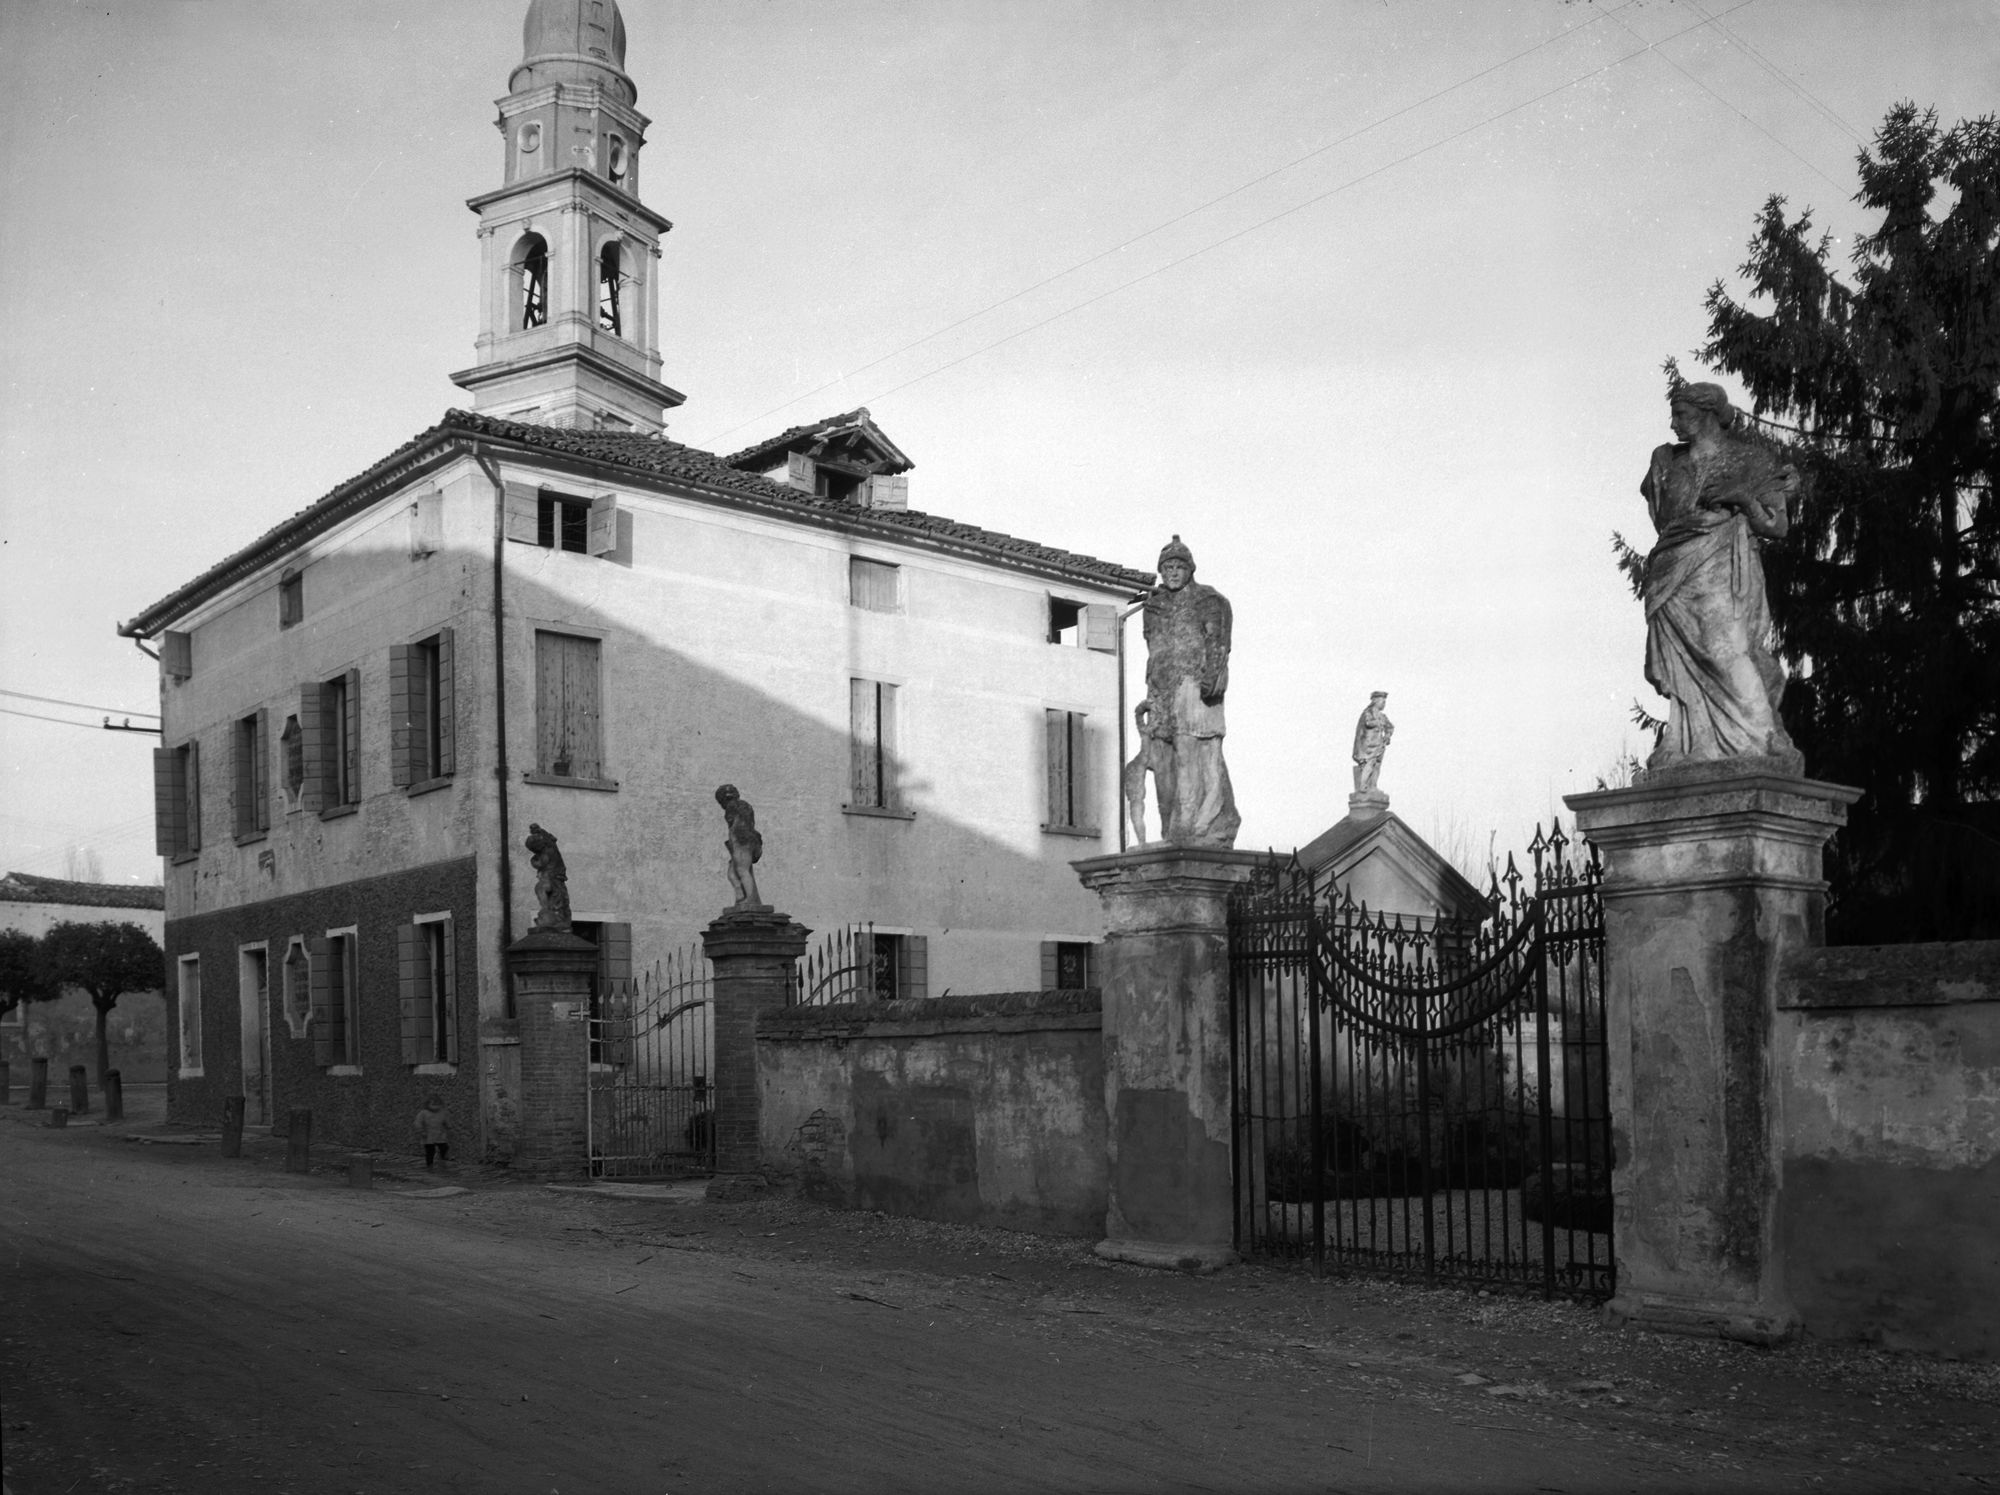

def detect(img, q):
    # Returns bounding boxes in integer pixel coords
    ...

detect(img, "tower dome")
[512,0,635,105]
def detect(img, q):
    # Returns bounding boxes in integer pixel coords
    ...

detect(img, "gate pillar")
[1568,766,1858,1343]
[702,910,811,1196]
[508,928,598,1180]
[1075,846,1268,1271]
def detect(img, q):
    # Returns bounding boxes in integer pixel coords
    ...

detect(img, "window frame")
[316,926,361,1073]
[530,627,616,789]
[175,954,203,1077]
[404,912,458,1071]
[233,708,270,843]
[845,677,910,818]
[278,568,303,628]
[1042,707,1097,837]
[848,556,903,614]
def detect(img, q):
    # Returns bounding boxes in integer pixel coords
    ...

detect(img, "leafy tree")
[0,929,61,1023]
[1670,103,1999,941]
[38,921,165,1084]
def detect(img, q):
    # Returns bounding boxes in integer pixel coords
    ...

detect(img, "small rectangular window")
[1042,940,1096,991]
[1044,709,1092,832]
[279,569,303,628]
[849,557,901,613]
[536,631,603,780]
[153,739,201,857]
[176,955,203,1076]
[393,632,456,787]
[859,930,927,1001]
[312,930,359,1069]
[848,679,898,811]
[319,670,360,811]
[1048,598,1083,646]
[162,630,193,680]
[537,494,590,553]
[233,710,270,840]
[401,915,457,1067]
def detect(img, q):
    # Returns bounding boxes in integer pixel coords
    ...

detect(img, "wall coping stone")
[1781,940,2000,1010]
[757,988,1101,1042]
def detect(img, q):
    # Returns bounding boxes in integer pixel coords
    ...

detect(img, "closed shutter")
[503,481,540,544]
[162,630,192,680]
[440,922,458,1065]
[410,488,442,557]
[435,629,456,776]
[341,668,360,803]
[1045,710,1069,826]
[1069,712,1090,829]
[183,739,201,851]
[900,935,927,1002]
[397,922,426,1064]
[586,495,618,556]
[877,684,898,810]
[786,452,814,492]
[1083,603,1118,654]
[536,633,601,778]
[298,682,327,814]
[865,473,908,511]
[153,747,185,855]
[233,722,252,838]
[849,679,879,807]
[1039,941,1058,992]
[308,936,336,1066]
[389,644,415,788]
[856,929,877,1002]
[599,922,632,1066]
[253,710,270,831]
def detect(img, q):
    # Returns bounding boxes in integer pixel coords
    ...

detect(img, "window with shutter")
[390,644,416,788]
[847,679,898,811]
[153,745,187,857]
[308,935,337,1067]
[899,934,928,1002]
[534,631,604,780]
[1083,603,1119,654]
[410,488,443,557]
[297,684,326,814]
[586,495,618,556]
[162,630,192,680]
[786,452,815,492]
[398,922,426,1064]
[849,557,901,613]
[537,492,590,552]
[183,739,201,852]
[315,671,360,811]
[278,569,303,628]
[1048,597,1083,646]
[1043,710,1092,832]
[434,628,456,777]
[864,473,909,511]
[175,956,203,1076]
[322,930,359,1067]
[503,481,540,544]
[234,712,268,840]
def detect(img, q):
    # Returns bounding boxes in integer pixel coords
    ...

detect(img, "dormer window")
[816,466,862,504]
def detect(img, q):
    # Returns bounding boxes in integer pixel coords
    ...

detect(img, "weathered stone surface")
[506,926,598,1180]
[704,910,811,1179]
[1351,692,1392,795]
[1141,537,1240,848]
[1567,771,1858,1344]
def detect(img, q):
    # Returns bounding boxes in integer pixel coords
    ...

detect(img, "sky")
[0,0,1993,887]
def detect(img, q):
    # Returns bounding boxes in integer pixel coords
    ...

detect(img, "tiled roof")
[122,409,1150,634]
[721,407,913,475]
[0,872,165,911]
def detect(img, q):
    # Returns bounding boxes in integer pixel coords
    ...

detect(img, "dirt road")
[2,1112,1994,1494]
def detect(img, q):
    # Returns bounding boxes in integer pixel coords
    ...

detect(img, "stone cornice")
[465,168,672,235]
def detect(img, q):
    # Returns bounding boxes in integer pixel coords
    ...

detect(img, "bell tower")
[452,0,683,432]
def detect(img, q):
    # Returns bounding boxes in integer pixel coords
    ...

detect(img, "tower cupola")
[451,0,682,432]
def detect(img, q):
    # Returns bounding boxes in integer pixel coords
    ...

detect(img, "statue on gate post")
[715,784,768,912]
[525,823,571,932]
[1636,382,1802,772]
[1352,692,1393,795]
[1142,535,1241,847]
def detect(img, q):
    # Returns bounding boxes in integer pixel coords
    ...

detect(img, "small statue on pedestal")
[525,823,571,932]
[715,784,767,911]
[1352,692,1393,795]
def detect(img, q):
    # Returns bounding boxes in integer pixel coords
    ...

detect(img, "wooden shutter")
[440,921,458,1065]
[1083,603,1118,654]
[586,495,618,556]
[389,644,415,787]
[162,630,192,680]
[536,632,601,778]
[153,747,185,855]
[1040,941,1058,992]
[849,679,878,807]
[253,710,270,831]
[877,684,898,810]
[786,452,815,492]
[298,682,327,814]
[341,668,360,803]
[900,935,927,1002]
[183,739,201,851]
[436,628,456,777]
[856,929,878,1001]
[308,936,336,1066]
[1045,709,1070,826]
[410,488,442,557]
[503,481,540,543]
[865,474,908,511]
[397,922,426,1064]
[1069,712,1090,829]
[598,922,632,1066]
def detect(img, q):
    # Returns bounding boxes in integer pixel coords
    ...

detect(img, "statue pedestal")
[1074,846,1267,1271]
[507,928,599,1180]
[1346,789,1389,822]
[702,909,812,1194]
[1567,767,1859,1343]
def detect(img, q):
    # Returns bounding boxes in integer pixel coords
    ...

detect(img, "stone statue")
[715,783,766,910]
[1142,535,1240,847]
[1352,692,1393,794]
[525,823,571,932]
[1638,382,1800,770]
[1122,699,1175,846]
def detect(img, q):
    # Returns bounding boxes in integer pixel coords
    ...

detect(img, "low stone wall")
[756,990,1106,1237]
[1778,941,2000,1359]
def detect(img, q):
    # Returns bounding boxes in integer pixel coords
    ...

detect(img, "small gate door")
[1230,823,1613,1299]
[587,946,714,1179]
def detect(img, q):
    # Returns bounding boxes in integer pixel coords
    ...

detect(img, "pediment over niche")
[1294,811,1489,927]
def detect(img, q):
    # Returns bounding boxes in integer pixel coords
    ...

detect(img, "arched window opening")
[517,235,549,330]
[597,241,625,336]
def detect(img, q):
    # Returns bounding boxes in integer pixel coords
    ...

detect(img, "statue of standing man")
[714,784,767,911]
[1142,535,1240,848]
[1352,692,1393,795]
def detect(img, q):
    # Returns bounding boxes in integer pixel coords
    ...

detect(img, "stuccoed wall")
[756,990,1106,1236]
[1778,942,2000,1359]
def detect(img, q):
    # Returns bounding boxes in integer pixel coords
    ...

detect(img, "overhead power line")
[0,687,158,719]
[1694,1,1867,145]
[696,0,1652,449]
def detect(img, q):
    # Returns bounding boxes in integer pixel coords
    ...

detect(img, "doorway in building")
[238,945,271,1127]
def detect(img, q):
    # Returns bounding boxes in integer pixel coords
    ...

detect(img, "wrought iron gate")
[587,944,714,1179]
[1229,823,1612,1299]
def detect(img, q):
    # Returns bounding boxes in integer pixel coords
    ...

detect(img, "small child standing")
[413,1094,451,1169]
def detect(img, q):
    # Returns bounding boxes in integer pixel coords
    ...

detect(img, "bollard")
[285,1108,312,1173]
[0,1059,10,1105]
[49,1106,69,1128]
[104,1069,123,1122]
[346,1153,373,1189]
[27,1056,48,1110]
[68,1064,89,1115]
[220,1095,245,1158]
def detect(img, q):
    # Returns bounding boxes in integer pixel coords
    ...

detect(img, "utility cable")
[0,687,158,719]
[1693,1,1867,145]
[694,0,1651,449]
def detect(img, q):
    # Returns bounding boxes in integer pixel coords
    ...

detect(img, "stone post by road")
[103,1070,123,1122]
[67,1065,89,1114]
[702,910,811,1196]
[508,927,599,1180]
[1567,764,1859,1344]
[27,1057,48,1110]
[1074,845,1266,1271]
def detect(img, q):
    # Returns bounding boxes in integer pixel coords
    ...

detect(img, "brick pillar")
[508,928,598,1181]
[702,910,811,1195]
[1568,765,1858,1344]
[1074,846,1266,1271]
